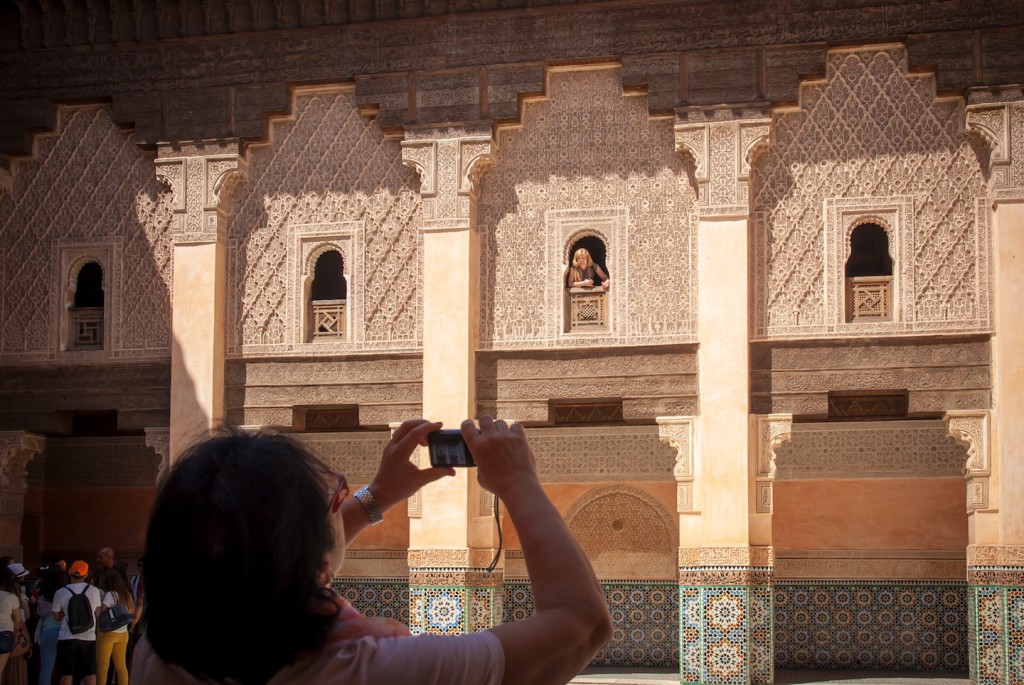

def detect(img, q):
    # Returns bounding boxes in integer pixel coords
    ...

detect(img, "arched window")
[310,250,346,339]
[845,223,893,322]
[70,261,105,349]
[564,235,610,333]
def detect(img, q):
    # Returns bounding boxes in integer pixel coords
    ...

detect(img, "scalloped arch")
[67,255,106,292]
[563,228,610,264]
[847,215,894,243]
[305,242,348,276]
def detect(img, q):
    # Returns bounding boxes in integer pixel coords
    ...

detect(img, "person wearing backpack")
[51,561,102,685]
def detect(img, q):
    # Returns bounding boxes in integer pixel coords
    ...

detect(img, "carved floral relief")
[227,88,423,356]
[752,46,990,339]
[0,107,174,361]
[477,67,698,349]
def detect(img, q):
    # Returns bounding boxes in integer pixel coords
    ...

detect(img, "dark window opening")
[845,223,892,277]
[311,250,346,301]
[56,410,141,437]
[73,262,104,308]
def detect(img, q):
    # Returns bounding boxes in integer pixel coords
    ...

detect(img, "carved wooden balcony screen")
[70,308,104,349]
[312,299,347,338]
[846,276,892,322]
[568,287,608,332]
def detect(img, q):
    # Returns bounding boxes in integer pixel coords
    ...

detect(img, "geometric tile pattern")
[409,584,502,636]
[330,579,410,625]
[968,580,1024,685]
[504,581,679,667]
[679,577,773,685]
[775,582,967,672]
[410,586,465,635]
[330,576,973,680]
[598,583,679,667]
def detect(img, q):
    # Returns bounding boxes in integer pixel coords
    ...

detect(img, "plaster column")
[675,106,773,685]
[0,432,45,558]
[155,142,246,461]
[964,93,1024,685]
[401,127,500,635]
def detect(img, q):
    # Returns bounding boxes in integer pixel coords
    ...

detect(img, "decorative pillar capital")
[0,431,45,523]
[943,409,992,512]
[657,415,696,513]
[752,413,793,514]
[401,127,495,232]
[0,431,45,491]
[674,104,771,218]
[145,427,171,487]
[966,90,1024,202]
[156,139,247,244]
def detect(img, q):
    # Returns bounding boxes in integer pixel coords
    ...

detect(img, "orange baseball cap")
[69,560,89,579]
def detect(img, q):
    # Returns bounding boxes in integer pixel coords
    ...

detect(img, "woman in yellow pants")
[96,569,135,685]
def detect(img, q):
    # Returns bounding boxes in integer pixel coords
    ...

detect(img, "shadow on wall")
[0,104,204,570]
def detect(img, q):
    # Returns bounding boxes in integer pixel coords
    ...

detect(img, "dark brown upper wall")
[0,362,171,434]
[0,0,1023,167]
[750,338,991,418]
[478,345,698,424]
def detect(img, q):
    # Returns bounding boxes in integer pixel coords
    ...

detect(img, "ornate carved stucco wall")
[227,87,423,356]
[225,356,422,427]
[23,436,160,564]
[775,420,966,481]
[772,420,970,569]
[0,106,173,362]
[478,67,698,349]
[752,45,990,339]
[750,338,991,416]
[564,485,677,580]
[0,362,171,434]
[528,426,676,484]
[477,347,697,423]
[36,437,161,487]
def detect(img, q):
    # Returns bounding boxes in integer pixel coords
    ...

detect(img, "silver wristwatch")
[353,485,384,525]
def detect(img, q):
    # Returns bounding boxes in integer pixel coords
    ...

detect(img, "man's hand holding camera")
[461,416,538,497]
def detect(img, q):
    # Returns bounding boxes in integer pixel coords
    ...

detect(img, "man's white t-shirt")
[52,582,103,641]
[132,629,504,685]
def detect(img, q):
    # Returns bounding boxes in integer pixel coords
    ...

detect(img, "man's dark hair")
[144,428,340,684]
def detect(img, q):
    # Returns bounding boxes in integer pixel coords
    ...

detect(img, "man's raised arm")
[464,416,611,685]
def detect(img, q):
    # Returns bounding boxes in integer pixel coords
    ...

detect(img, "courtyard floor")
[570,668,971,684]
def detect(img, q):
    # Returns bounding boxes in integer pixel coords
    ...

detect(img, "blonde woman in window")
[565,248,610,290]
